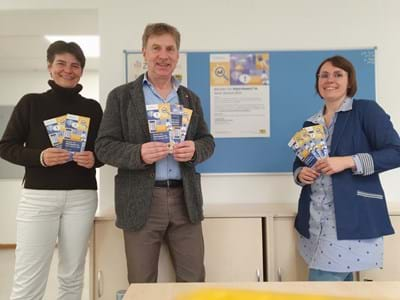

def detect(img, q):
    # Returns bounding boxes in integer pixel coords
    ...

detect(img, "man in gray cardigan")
[95,23,214,283]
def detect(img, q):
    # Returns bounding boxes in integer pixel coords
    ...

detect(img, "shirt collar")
[143,72,180,91]
[307,97,353,123]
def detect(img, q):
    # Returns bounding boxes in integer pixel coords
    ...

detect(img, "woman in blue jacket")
[293,55,400,281]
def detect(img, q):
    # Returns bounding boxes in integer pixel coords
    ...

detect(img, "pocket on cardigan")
[356,190,384,200]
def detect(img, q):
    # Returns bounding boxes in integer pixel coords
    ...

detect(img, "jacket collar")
[129,74,151,139]
[330,97,353,155]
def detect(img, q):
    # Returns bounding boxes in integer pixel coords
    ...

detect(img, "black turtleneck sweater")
[0,81,103,190]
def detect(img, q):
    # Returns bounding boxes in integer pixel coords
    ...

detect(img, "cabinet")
[267,214,400,282]
[203,218,263,282]
[92,221,127,300]
[358,215,400,281]
[92,217,264,299]
[0,247,15,300]
[266,216,307,281]
[91,204,400,299]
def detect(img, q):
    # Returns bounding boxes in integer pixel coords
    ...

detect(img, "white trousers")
[10,189,97,300]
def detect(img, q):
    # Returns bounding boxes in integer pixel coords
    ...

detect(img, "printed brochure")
[146,103,172,144]
[181,108,192,142]
[43,114,67,148]
[146,103,192,147]
[43,113,90,154]
[62,114,90,153]
[288,124,328,167]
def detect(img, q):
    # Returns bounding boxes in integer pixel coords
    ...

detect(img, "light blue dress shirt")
[297,98,383,272]
[143,74,181,180]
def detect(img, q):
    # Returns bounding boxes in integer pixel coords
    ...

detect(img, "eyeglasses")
[317,71,347,80]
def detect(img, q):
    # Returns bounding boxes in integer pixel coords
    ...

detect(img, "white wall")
[1,0,399,217]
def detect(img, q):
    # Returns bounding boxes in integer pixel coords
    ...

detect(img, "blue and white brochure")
[146,103,171,144]
[62,114,90,153]
[43,114,66,148]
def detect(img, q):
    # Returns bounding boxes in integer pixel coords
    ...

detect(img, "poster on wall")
[209,53,270,138]
[125,51,188,87]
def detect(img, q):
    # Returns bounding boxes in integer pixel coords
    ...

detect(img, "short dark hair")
[315,55,357,98]
[142,23,180,50]
[47,40,86,69]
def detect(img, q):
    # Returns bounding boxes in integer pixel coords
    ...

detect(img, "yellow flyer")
[181,108,192,142]
[62,114,90,152]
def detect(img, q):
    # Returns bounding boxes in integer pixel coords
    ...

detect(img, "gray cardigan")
[95,75,215,230]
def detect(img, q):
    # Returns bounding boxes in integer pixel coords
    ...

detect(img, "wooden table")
[123,282,400,300]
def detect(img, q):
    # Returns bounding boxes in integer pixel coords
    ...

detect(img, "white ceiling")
[0,9,98,71]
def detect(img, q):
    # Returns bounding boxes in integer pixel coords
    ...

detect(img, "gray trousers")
[123,186,205,283]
